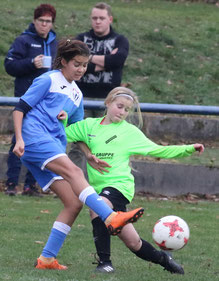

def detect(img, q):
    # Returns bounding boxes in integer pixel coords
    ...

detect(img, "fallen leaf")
[40,209,50,214]
[77,224,85,228]
[35,241,44,244]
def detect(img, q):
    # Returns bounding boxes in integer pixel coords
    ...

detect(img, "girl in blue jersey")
[12,39,143,270]
[61,86,204,274]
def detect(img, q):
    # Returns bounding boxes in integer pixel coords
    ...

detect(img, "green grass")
[0,0,218,105]
[0,193,219,281]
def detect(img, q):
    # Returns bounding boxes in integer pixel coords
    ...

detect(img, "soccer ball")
[152,215,190,251]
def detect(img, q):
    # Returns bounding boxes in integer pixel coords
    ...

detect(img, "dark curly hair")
[34,4,56,22]
[53,38,90,69]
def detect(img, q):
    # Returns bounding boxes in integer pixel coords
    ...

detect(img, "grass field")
[0,2,218,279]
[0,193,219,281]
[0,0,218,105]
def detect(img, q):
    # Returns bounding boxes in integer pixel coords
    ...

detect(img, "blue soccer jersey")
[19,70,84,190]
[21,69,84,148]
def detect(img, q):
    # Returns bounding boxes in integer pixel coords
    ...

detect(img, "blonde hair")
[104,87,143,128]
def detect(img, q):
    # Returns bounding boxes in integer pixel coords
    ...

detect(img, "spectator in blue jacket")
[4,3,57,196]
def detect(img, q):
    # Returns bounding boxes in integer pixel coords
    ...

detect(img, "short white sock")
[53,221,71,235]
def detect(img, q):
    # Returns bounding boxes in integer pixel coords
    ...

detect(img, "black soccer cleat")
[4,183,17,196]
[161,251,184,274]
[22,184,43,197]
[95,261,115,273]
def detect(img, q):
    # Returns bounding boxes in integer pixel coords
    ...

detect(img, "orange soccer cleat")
[35,258,68,270]
[106,207,144,235]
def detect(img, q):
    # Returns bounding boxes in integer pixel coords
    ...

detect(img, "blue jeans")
[6,135,36,187]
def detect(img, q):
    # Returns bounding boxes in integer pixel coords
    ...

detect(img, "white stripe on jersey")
[49,71,82,107]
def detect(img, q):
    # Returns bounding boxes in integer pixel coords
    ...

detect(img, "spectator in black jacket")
[76,2,129,99]
[4,3,57,196]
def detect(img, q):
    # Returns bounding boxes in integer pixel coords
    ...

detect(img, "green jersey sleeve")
[65,119,89,145]
[146,143,195,158]
[127,124,196,158]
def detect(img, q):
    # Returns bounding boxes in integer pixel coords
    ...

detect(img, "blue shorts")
[21,140,67,191]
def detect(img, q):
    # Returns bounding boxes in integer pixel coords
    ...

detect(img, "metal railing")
[1,96,219,115]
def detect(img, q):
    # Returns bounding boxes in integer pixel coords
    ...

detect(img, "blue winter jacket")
[4,23,57,97]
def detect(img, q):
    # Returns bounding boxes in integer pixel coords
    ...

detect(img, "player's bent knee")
[126,238,142,251]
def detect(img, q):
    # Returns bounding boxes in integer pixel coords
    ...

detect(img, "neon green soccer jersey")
[65,117,195,202]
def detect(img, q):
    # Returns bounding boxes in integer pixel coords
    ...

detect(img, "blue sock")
[79,186,113,221]
[42,222,71,258]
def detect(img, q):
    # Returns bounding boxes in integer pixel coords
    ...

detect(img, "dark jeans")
[6,135,36,187]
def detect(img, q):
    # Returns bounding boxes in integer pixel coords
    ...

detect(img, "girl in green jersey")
[60,86,204,274]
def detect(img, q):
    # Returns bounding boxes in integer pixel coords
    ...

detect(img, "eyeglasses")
[37,18,53,24]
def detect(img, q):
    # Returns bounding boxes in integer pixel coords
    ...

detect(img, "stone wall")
[1,106,219,144]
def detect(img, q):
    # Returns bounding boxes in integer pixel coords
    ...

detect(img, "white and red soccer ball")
[152,215,190,251]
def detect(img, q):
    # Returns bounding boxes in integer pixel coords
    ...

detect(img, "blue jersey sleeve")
[68,99,84,124]
[21,73,51,108]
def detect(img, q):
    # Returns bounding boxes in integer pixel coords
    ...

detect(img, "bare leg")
[118,223,142,251]
[50,179,83,226]
[46,156,90,196]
